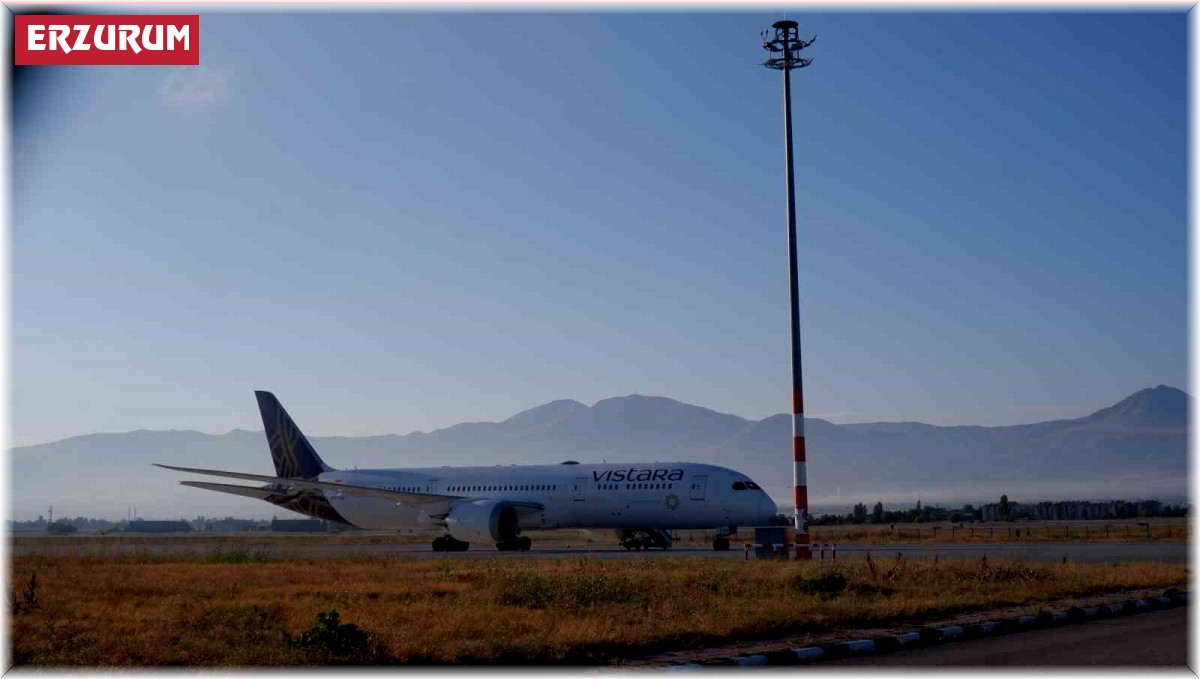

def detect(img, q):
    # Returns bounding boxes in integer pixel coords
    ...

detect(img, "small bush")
[10,572,40,615]
[285,609,379,663]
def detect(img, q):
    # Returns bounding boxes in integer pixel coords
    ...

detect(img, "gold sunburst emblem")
[665,494,680,510]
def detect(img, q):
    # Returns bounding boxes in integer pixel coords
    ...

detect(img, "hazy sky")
[12,10,1187,447]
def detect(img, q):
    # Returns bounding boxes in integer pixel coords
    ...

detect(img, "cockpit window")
[731,481,747,490]
[745,481,761,490]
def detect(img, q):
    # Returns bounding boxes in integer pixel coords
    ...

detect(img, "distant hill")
[10,386,1188,520]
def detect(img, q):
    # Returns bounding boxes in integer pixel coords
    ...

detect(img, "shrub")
[285,609,377,663]
[10,572,40,615]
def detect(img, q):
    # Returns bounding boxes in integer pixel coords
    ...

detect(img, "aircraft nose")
[758,494,778,523]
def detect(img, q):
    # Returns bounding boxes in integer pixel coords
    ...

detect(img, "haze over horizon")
[10,384,1188,521]
[13,12,1186,448]
[18,383,1192,447]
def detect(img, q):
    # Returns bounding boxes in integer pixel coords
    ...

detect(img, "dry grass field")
[662,518,1188,547]
[803,518,1189,546]
[8,551,1186,666]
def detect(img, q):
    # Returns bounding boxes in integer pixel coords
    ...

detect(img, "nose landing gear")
[711,526,736,551]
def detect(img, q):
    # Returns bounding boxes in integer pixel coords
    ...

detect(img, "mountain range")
[10,385,1189,520]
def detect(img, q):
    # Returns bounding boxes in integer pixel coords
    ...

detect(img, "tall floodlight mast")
[761,20,815,560]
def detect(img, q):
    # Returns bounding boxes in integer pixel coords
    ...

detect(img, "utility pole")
[761,20,815,559]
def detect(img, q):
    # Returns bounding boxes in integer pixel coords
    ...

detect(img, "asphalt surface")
[10,538,1187,563]
[822,607,1189,666]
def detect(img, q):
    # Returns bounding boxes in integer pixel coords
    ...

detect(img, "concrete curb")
[671,590,1188,668]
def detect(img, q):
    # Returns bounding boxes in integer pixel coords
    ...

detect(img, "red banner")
[15,15,199,66]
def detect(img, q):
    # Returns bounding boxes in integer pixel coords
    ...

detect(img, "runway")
[10,535,1187,563]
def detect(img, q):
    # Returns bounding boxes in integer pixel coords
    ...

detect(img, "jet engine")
[444,500,520,544]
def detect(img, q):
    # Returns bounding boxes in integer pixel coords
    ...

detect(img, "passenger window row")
[595,483,674,491]
[446,484,556,492]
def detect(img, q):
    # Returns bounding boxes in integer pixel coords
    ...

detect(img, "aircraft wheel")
[712,537,730,552]
[519,536,532,551]
[432,536,447,552]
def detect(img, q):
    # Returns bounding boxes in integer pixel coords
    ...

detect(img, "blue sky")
[12,10,1187,447]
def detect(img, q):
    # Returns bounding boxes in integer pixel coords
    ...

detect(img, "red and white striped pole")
[762,20,816,562]
[793,389,810,560]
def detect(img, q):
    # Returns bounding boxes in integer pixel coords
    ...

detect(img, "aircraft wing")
[156,463,544,515]
[157,463,463,507]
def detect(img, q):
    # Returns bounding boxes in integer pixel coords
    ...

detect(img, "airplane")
[156,391,779,552]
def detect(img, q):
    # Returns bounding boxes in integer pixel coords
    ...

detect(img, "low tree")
[852,502,867,524]
[871,502,884,524]
[47,520,77,535]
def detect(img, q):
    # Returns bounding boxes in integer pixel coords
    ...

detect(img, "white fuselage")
[319,462,777,533]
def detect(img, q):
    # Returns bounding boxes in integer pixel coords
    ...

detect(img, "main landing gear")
[432,535,469,552]
[712,536,730,551]
[495,536,532,551]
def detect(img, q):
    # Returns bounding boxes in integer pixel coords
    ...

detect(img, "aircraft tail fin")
[254,391,333,479]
